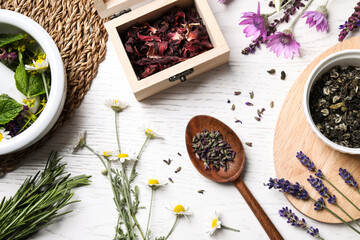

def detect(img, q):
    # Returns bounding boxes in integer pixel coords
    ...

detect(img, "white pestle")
[0,61,40,113]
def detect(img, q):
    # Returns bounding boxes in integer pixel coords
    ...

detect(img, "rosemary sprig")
[0,152,91,240]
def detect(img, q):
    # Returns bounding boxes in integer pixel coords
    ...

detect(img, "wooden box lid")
[93,0,154,18]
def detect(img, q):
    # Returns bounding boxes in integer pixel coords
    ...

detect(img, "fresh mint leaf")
[0,33,24,47]
[14,52,28,97]
[0,94,23,125]
[28,74,45,97]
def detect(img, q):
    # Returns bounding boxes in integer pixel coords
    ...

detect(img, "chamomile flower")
[0,128,11,143]
[104,99,128,112]
[144,124,159,139]
[147,178,167,189]
[72,131,86,153]
[104,151,131,163]
[167,204,191,221]
[206,211,222,235]
[25,55,49,72]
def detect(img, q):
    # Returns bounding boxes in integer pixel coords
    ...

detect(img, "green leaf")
[14,52,29,97]
[0,94,23,125]
[0,33,25,47]
[274,0,281,12]
[28,74,45,97]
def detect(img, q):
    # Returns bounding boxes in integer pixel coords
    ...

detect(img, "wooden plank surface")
[274,36,360,223]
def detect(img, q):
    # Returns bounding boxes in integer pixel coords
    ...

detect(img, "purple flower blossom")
[0,47,17,65]
[245,102,254,106]
[339,168,358,189]
[315,169,324,179]
[307,175,329,197]
[296,151,315,171]
[266,30,300,59]
[302,6,329,32]
[218,0,227,4]
[339,2,360,41]
[265,178,309,200]
[328,195,336,204]
[279,207,324,239]
[239,2,268,41]
[314,197,325,211]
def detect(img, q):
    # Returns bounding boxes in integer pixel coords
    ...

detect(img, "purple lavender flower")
[328,195,336,204]
[315,169,324,179]
[314,197,325,211]
[265,178,309,200]
[0,47,17,65]
[339,2,360,41]
[239,2,268,41]
[339,168,358,189]
[302,6,329,32]
[307,175,329,197]
[296,151,315,171]
[266,30,300,59]
[279,207,324,239]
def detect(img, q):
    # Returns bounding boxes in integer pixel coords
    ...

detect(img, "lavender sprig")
[296,151,360,213]
[308,175,360,228]
[339,168,359,192]
[279,207,324,240]
[338,2,360,41]
[265,177,360,234]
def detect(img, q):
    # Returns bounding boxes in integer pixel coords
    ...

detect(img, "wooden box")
[94,0,230,101]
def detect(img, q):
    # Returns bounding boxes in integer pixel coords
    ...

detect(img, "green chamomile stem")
[145,188,155,238]
[41,72,49,100]
[289,0,314,30]
[84,144,107,169]
[165,216,179,240]
[335,203,360,228]
[310,197,360,234]
[268,0,293,17]
[221,225,240,232]
[324,177,360,213]
[115,112,121,153]
[137,137,150,160]
[132,214,146,240]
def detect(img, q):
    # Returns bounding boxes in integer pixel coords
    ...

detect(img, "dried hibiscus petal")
[121,6,213,80]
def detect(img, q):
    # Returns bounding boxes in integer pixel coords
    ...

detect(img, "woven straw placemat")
[0,0,108,174]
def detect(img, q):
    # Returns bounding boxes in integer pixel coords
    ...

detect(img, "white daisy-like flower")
[104,99,128,112]
[147,178,167,189]
[0,128,11,143]
[144,124,159,139]
[103,151,131,163]
[166,204,191,221]
[72,131,86,153]
[25,55,49,72]
[206,211,222,235]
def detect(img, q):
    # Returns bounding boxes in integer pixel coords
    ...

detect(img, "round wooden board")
[274,36,360,223]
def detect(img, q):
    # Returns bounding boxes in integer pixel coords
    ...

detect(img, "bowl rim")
[303,49,360,155]
[0,9,66,155]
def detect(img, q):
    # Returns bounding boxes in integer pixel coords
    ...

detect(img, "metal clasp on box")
[110,8,132,19]
[169,68,194,82]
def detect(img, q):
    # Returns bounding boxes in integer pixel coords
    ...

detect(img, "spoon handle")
[234,177,283,240]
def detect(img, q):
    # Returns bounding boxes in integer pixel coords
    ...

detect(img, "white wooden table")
[1,1,358,239]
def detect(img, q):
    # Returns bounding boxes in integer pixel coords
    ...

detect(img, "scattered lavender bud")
[257,108,266,118]
[315,169,324,179]
[234,91,241,96]
[168,177,174,183]
[235,118,242,124]
[254,116,261,122]
[339,168,358,189]
[245,142,253,147]
[279,207,324,239]
[175,167,181,173]
[198,190,205,194]
[245,102,253,106]
[227,99,231,104]
[281,71,286,80]
[231,104,235,111]
[328,195,337,204]
[267,69,276,74]
[163,159,172,165]
[178,152,182,156]
[265,178,309,200]
[296,151,316,171]
[270,101,274,108]
[249,91,254,99]
[314,197,325,211]
[307,176,330,198]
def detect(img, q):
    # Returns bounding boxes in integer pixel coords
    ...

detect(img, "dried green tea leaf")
[234,91,241,96]
[270,101,274,108]
[231,104,235,111]
[249,91,254,99]
[245,142,253,147]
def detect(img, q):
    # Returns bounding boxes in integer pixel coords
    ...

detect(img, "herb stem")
[325,0,330,7]
[137,136,150,160]
[221,224,240,232]
[18,116,33,133]
[41,72,49,100]
[335,203,360,228]
[267,0,293,17]
[132,213,146,240]
[324,177,360,213]
[310,197,360,234]
[165,216,179,240]
[115,112,121,153]
[84,144,106,169]
[145,188,155,239]
[289,0,314,30]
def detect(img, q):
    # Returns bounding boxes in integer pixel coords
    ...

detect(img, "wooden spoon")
[185,115,283,240]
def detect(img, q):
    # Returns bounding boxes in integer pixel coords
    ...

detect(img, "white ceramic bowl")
[304,49,360,155]
[0,10,66,155]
